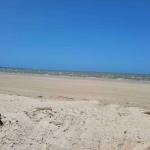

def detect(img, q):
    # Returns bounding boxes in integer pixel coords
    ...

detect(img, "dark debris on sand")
[0,114,3,126]
[144,111,150,115]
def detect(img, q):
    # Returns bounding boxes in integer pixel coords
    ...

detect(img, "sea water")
[0,67,150,81]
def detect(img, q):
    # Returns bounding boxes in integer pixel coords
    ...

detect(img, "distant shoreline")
[0,66,149,75]
[0,67,150,82]
[0,71,150,84]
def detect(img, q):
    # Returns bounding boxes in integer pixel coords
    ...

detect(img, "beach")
[0,73,150,109]
[0,73,150,149]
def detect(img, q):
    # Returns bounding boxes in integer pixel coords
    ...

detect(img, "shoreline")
[0,71,150,84]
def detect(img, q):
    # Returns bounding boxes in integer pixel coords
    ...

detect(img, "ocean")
[0,67,150,81]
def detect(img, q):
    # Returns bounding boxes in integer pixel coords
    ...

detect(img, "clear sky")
[0,0,150,74]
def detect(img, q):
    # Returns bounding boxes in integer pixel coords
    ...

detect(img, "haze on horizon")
[0,0,150,74]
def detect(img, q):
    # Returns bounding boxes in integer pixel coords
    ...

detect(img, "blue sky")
[0,0,150,74]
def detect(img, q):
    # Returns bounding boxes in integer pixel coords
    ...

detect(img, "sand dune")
[1,94,150,150]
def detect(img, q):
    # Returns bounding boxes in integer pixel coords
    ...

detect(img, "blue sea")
[0,67,150,81]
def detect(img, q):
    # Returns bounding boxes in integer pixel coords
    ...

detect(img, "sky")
[0,0,150,74]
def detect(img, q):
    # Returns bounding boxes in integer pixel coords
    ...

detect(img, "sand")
[0,73,150,150]
[0,73,150,109]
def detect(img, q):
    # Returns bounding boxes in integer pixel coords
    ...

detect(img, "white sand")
[1,94,150,150]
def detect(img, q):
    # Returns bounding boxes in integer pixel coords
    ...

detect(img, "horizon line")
[0,66,150,75]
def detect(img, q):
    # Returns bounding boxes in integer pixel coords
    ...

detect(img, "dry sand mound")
[0,94,150,150]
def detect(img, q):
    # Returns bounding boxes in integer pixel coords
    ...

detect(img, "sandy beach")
[0,73,150,109]
[0,73,150,149]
